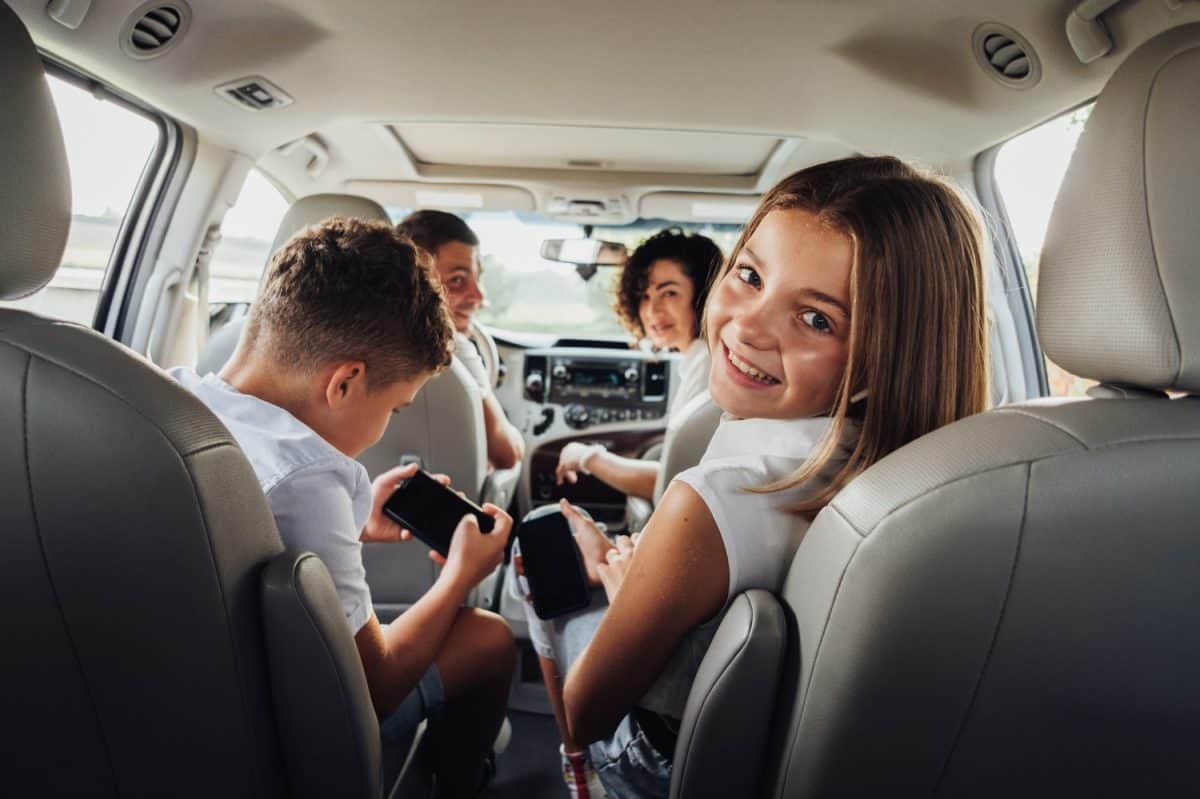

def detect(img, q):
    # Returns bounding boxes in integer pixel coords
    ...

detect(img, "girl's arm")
[562,481,729,744]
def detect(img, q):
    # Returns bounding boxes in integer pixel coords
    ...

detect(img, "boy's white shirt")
[171,367,374,635]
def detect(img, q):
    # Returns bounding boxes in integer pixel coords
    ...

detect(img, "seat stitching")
[0,332,234,457]
[995,408,1088,446]
[932,463,1032,792]
[22,353,122,790]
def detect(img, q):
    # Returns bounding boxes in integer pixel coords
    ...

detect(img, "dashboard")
[492,342,682,528]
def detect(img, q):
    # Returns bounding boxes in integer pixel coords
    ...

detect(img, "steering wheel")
[467,320,501,390]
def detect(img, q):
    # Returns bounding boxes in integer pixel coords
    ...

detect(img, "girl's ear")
[323,361,368,409]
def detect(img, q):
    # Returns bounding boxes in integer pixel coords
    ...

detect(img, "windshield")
[388,210,742,338]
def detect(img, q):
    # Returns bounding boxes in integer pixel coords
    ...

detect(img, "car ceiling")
[11,0,1200,220]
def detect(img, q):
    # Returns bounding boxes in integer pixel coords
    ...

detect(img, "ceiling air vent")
[972,23,1041,88]
[121,1,191,60]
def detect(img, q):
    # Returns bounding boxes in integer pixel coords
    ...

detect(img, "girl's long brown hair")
[712,156,989,515]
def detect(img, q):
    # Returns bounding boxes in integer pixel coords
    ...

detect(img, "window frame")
[974,143,1049,398]
[39,55,182,337]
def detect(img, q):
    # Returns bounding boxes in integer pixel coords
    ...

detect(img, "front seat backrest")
[763,23,1200,797]
[653,390,722,504]
[0,8,378,794]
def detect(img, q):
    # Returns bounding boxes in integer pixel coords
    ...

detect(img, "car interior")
[4,0,1200,796]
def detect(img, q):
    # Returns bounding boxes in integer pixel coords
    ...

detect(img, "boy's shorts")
[379,663,445,742]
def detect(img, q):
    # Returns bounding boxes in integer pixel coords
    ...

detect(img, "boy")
[396,210,525,470]
[173,217,513,798]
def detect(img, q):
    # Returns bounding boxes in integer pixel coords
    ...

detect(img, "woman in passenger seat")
[525,156,990,798]
[554,229,723,500]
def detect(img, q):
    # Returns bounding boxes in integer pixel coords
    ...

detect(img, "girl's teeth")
[728,349,779,384]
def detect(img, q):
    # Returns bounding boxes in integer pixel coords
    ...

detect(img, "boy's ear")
[323,361,369,409]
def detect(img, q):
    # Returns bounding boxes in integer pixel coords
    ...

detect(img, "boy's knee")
[459,608,515,671]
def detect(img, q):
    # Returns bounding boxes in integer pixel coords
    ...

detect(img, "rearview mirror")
[540,238,628,267]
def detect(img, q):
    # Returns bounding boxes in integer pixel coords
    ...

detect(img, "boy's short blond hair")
[247,216,454,387]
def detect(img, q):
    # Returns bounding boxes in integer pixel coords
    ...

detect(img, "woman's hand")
[555,442,604,485]
[559,499,615,586]
[360,463,452,542]
[596,533,638,603]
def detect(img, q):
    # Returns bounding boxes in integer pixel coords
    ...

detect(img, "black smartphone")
[516,506,591,620]
[382,469,495,557]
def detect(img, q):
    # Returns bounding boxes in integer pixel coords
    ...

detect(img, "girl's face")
[638,259,697,351]
[706,208,853,420]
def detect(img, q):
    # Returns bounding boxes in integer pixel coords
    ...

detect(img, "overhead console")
[523,348,668,430]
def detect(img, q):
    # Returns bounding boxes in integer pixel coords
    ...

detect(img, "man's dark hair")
[247,216,454,387]
[615,228,724,340]
[395,209,479,256]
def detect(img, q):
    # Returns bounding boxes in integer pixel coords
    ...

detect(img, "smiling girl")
[529,156,988,798]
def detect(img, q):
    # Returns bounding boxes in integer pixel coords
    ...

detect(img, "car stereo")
[524,349,669,430]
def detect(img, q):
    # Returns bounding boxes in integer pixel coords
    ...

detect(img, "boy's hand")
[361,463,452,543]
[438,503,512,592]
[560,499,615,587]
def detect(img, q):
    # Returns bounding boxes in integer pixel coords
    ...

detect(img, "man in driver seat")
[397,210,525,470]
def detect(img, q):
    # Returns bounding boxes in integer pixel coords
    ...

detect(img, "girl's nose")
[733,298,775,351]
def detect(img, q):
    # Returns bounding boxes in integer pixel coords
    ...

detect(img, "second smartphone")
[516,505,591,620]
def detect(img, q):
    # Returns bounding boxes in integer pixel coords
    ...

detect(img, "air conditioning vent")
[121,1,190,60]
[972,23,1041,88]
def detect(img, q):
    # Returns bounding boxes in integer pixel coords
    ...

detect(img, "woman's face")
[706,208,853,420]
[638,259,697,351]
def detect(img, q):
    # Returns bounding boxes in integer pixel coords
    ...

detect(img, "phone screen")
[382,470,495,557]
[517,510,591,620]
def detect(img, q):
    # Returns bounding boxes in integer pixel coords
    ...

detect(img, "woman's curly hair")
[614,228,724,341]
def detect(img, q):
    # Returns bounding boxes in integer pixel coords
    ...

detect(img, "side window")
[994,105,1095,397]
[1,74,160,325]
[207,169,289,333]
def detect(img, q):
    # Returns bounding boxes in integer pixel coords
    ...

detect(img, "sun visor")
[343,181,536,212]
[639,192,757,224]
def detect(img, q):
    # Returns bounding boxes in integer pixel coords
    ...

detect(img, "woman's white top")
[667,338,710,419]
[639,413,857,718]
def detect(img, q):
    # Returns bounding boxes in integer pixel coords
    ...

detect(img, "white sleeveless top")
[640,414,857,718]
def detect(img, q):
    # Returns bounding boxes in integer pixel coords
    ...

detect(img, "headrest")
[256,193,390,293]
[0,3,71,301]
[1039,24,1200,394]
[266,193,391,263]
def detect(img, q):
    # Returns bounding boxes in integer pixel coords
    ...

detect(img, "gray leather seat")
[628,390,722,531]
[0,6,379,796]
[674,22,1200,799]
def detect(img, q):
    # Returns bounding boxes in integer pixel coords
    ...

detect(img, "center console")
[522,348,669,429]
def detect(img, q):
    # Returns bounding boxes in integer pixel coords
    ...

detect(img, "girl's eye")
[663,290,678,298]
[735,266,761,289]
[800,310,833,334]
[448,278,464,289]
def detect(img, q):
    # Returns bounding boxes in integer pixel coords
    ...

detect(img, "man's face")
[431,240,484,332]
